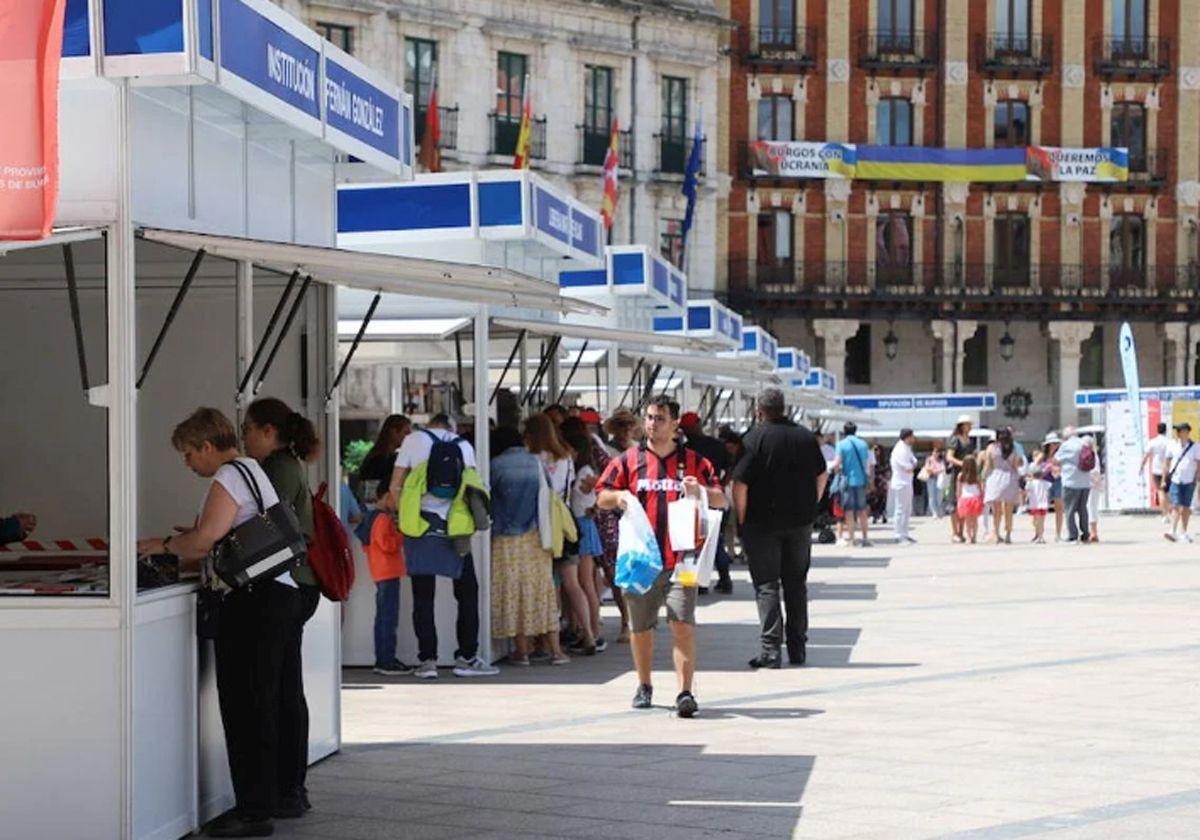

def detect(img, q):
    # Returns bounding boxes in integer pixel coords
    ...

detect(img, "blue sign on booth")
[63,0,92,58]
[839,393,998,410]
[571,207,601,259]
[324,51,402,164]
[535,185,573,247]
[1075,387,1200,406]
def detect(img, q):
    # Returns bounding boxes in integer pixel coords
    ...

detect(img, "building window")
[1110,214,1146,287]
[878,0,915,47]
[875,211,912,286]
[406,38,437,141]
[993,213,1031,286]
[1081,326,1104,387]
[1111,102,1147,172]
[315,21,352,54]
[963,326,989,386]
[494,52,528,155]
[660,76,689,173]
[1112,0,1148,49]
[584,66,614,133]
[759,0,796,47]
[757,95,794,141]
[661,218,685,268]
[995,0,1031,52]
[757,210,794,283]
[993,100,1030,147]
[846,324,872,385]
[876,97,913,145]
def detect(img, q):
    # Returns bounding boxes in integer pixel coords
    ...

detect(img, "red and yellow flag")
[600,118,620,229]
[512,78,533,169]
[0,0,67,240]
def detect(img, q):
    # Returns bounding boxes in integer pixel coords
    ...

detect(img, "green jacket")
[398,463,489,538]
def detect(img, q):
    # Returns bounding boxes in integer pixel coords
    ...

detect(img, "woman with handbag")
[489,425,560,665]
[525,412,576,664]
[241,397,322,820]
[138,408,304,838]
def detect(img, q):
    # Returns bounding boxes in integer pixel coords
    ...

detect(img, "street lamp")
[883,323,899,360]
[999,323,1015,362]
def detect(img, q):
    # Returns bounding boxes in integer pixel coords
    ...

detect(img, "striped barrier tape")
[0,537,110,552]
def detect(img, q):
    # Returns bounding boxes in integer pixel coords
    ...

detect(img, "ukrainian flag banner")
[1026,146,1129,182]
[855,146,1028,182]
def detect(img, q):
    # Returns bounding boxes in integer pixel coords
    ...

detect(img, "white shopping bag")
[672,507,724,587]
[667,484,708,553]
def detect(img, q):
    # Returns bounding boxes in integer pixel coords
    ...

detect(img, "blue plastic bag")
[614,493,663,594]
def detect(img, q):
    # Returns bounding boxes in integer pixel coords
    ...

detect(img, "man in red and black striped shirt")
[596,396,725,717]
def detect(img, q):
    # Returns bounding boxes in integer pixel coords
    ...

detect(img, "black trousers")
[741,526,812,655]
[215,581,301,821]
[410,554,479,663]
[278,584,321,804]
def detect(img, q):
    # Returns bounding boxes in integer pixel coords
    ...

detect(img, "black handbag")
[211,460,307,589]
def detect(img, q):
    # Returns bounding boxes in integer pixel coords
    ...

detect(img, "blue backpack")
[423,429,465,499]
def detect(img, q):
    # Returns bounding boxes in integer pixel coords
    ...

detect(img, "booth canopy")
[141,228,605,314]
[492,316,719,352]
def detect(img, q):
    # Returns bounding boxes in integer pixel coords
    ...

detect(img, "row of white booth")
[0,2,852,838]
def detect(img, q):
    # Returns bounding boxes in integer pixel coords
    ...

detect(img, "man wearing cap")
[681,411,735,593]
[1162,422,1198,542]
[733,388,827,668]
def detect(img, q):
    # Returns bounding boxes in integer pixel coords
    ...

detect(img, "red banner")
[0,0,67,240]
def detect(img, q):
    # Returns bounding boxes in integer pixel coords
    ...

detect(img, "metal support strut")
[62,244,90,392]
[137,248,206,389]
[327,292,381,402]
[618,356,645,410]
[254,274,311,394]
[557,339,589,404]
[523,335,562,407]
[491,328,526,406]
[237,269,299,397]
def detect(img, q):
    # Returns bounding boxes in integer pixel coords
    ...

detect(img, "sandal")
[506,654,530,667]
[550,653,571,666]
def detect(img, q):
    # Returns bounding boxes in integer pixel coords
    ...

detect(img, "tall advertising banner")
[0,0,67,240]
[1105,401,1151,510]
[1118,322,1144,461]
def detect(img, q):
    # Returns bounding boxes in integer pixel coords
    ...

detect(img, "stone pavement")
[275,514,1200,839]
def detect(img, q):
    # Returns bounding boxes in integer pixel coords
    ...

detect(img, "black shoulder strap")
[227,459,265,514]
[1170,442,1194,480]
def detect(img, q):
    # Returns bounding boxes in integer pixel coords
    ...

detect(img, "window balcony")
[858,30,939,73]
[736,24,818,71]
[1117,149,1169,189]
[976,33,1053,76]
[576,125,633,169]
[488,112,547,160]
[654,133,706,178]
[415,105,459,151]
[1094,36,1171,79]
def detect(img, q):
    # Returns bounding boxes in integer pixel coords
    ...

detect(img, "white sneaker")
[414,661,438,679]
[837,538,851,548]
[453,655,500,677]
[1185,534,1195,544]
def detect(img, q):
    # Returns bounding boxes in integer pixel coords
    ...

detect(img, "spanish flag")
[512,76,533,169]
[600,118,620,228]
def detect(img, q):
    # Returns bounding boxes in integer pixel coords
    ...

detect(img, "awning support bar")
[704,388,725,428]
[635,363,663,412]
[254,274,311,394]
[237,270,299,397]
[523,335,562,407]
[327,292,381,402]
[557,339,589,404]
[62,244,90,393]
[454,330,465,400]
[137,248,206,390]
[618,357,645,410]
[491,328,526,406]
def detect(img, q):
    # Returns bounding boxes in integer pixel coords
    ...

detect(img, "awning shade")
[0,226,105,255]
[338,317,472,341]
[139,228,607,315]
[621,348,779,382]
[493,317,718,351]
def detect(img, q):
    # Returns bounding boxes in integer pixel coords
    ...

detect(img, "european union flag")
[681,114,703,248]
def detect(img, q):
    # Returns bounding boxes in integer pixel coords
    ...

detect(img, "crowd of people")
[116,387,1199,837]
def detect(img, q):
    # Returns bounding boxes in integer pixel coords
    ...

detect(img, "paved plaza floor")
[275,513,1199,839]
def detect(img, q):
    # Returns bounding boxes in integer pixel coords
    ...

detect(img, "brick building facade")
[722,0,1200,431]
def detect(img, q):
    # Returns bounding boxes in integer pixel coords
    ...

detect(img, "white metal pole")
[321,282,343,753]
[111,79,137,840]
[518,331,529,419]
[235,260,253,418]
[606,346,619,415]
[473,306,493,663]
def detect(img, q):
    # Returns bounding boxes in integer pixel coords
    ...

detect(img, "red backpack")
[308,483,355,601]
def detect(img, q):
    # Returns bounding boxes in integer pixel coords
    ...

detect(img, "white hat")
[955,414,973,426]
[1043,432,1062,445]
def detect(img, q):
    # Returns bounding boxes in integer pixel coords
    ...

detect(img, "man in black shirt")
[681,412,735,593]
[731,388,828,668]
